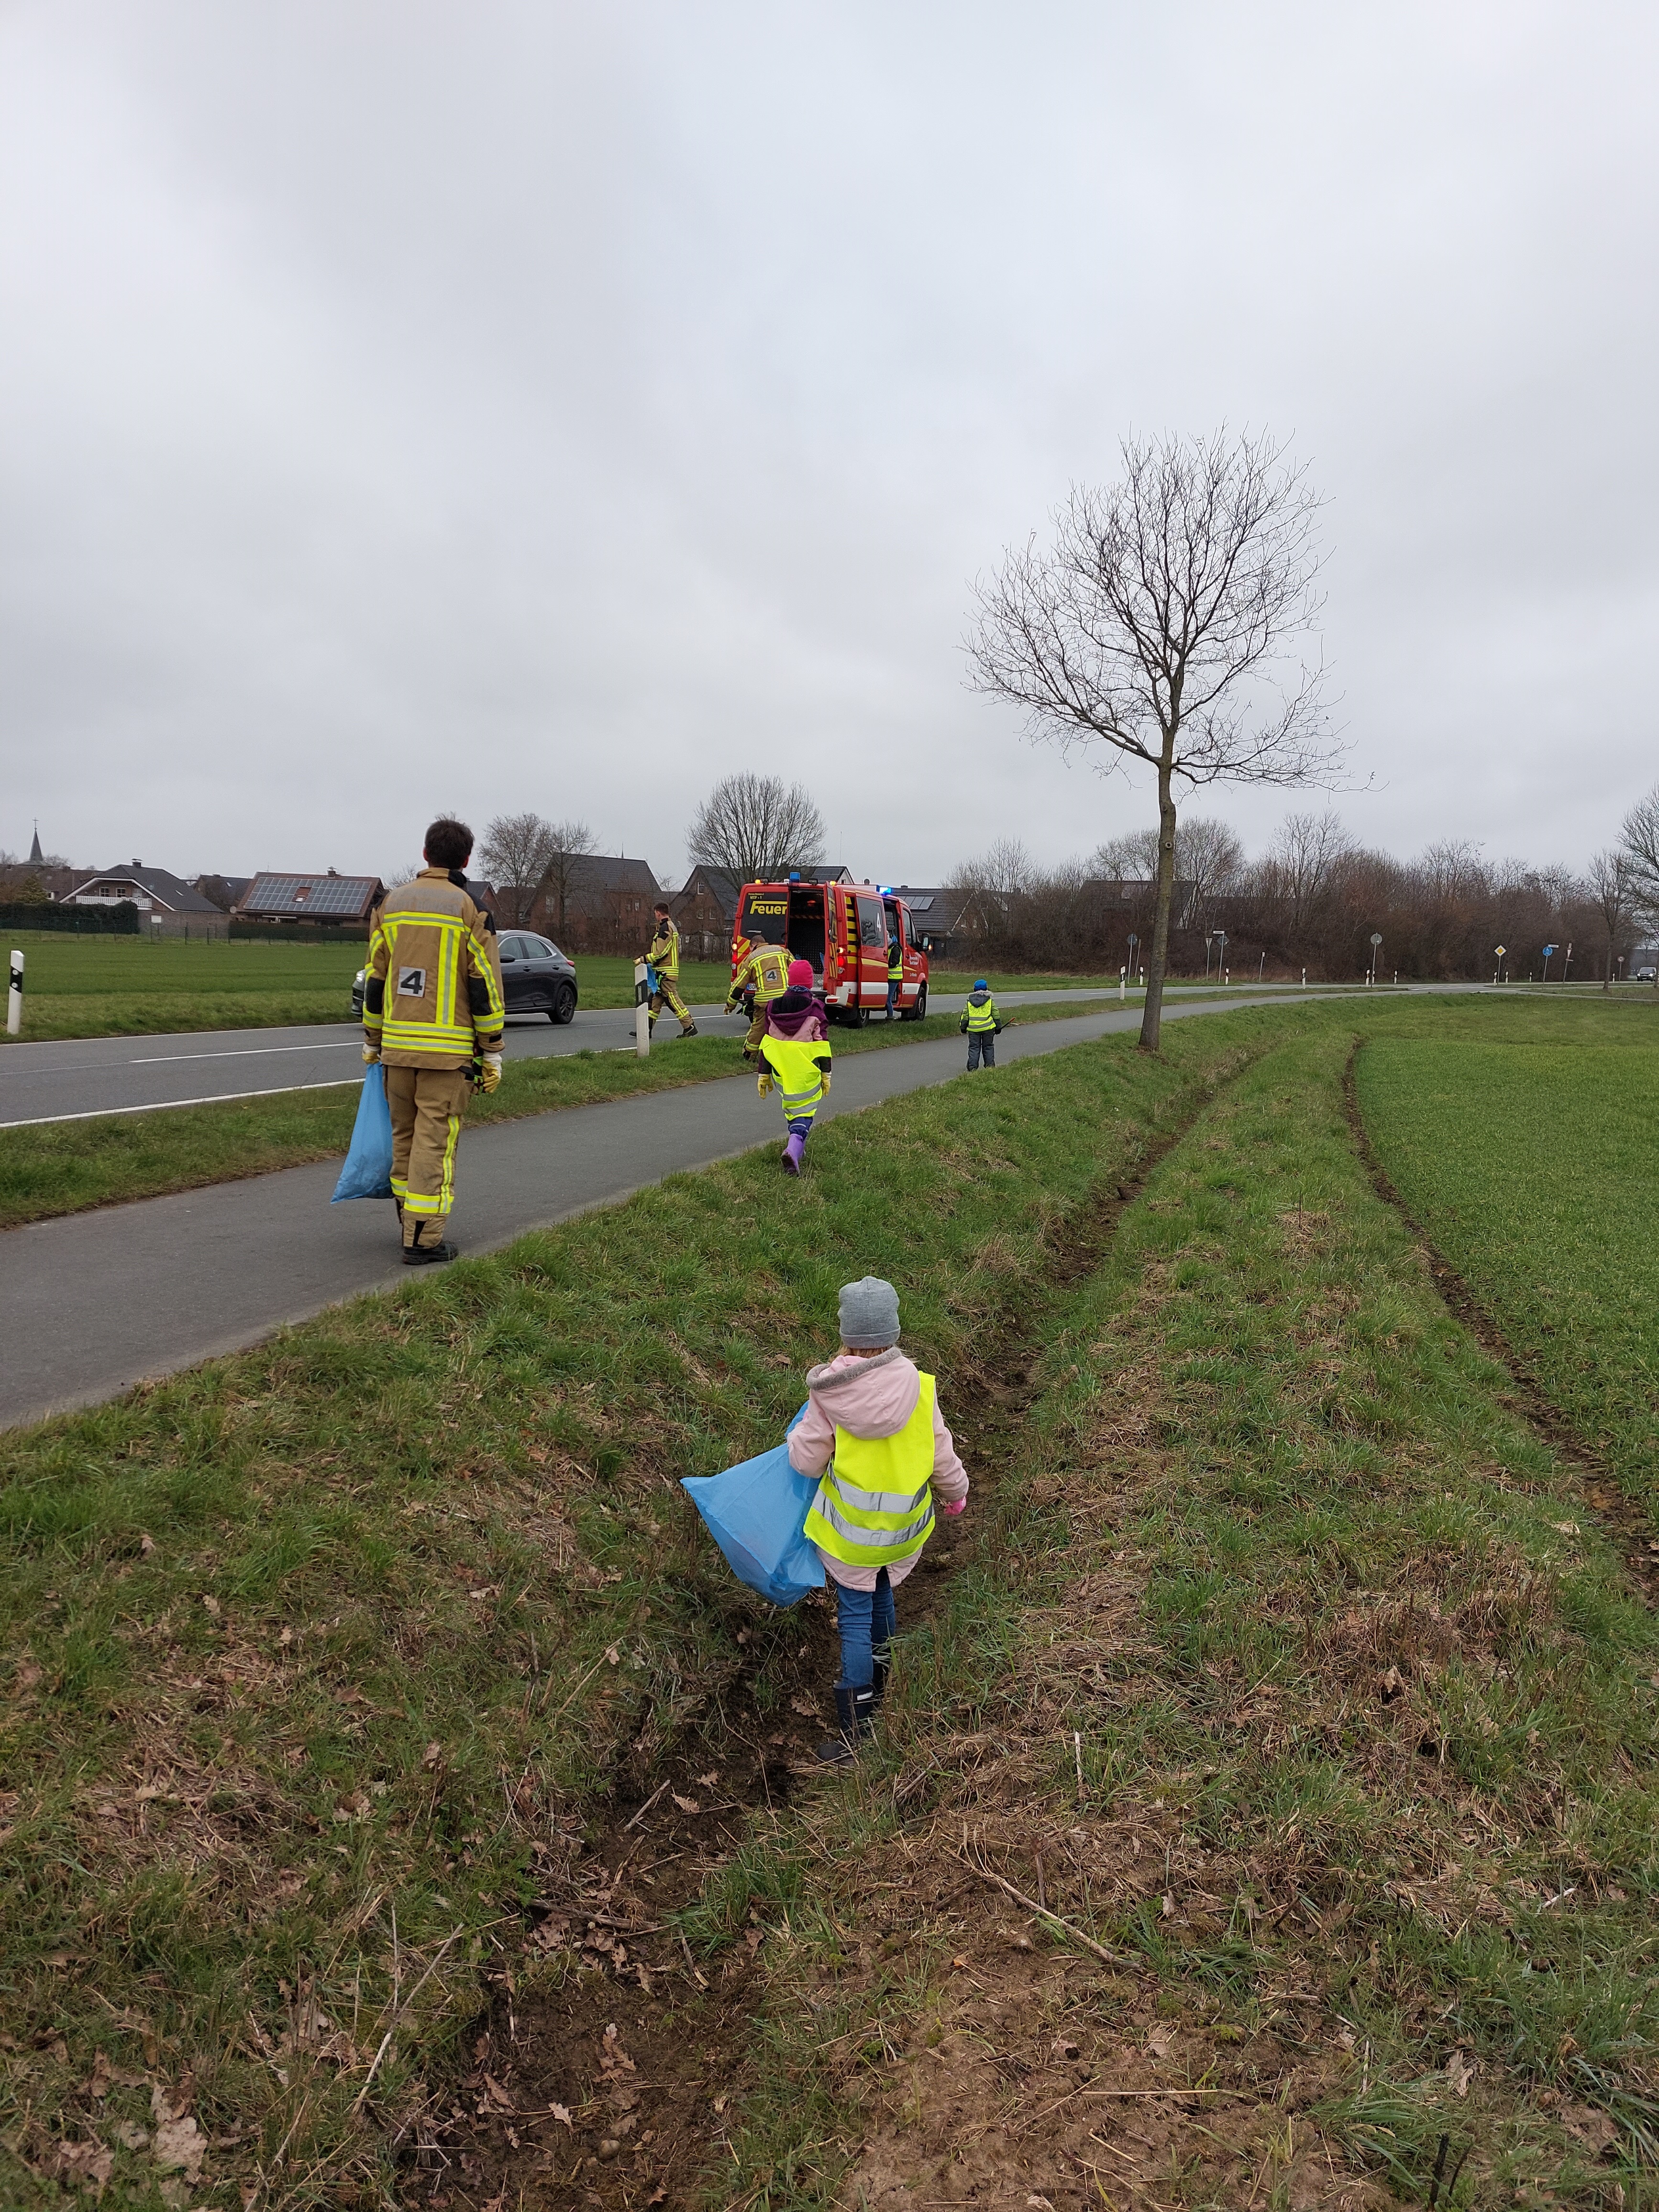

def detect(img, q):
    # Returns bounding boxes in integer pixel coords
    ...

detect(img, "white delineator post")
[6,948,21,1036]
[1119,965,1126,1003]
[633,959,651,1058]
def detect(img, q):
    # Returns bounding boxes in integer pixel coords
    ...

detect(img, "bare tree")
[539,818,598,938]
[479,812,558,925]
[1089,817,1242,930]
[1260,809,1353,941]
[969,429,1342,1048]
[1620,786,1659,988]
[686,774,826,885]
[1588,849,1637,992]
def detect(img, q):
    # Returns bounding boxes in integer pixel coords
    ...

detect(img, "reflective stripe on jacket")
[735,943,790,1003]
[364,871,505,1070]
[649,918,681,980]
[803,1372,938,1569]
[964,990,999,1033]
[759,1033,829,1120]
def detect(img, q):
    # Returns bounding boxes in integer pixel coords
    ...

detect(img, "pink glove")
[941,1498,966,1516]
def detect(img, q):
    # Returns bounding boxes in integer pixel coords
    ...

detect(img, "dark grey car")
[350,931,579,1024]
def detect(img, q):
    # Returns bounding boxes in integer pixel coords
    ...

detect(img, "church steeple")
[28,823,44,866]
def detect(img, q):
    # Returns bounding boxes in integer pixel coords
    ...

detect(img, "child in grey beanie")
[789,1277,969,1764]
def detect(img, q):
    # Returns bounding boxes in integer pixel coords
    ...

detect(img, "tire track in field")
[1342,1040,1659,1609]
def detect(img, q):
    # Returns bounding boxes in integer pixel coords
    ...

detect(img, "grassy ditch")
[0,998,1117,1230]
[0,1001,1254,2208]
[576,1013,1659,2209]
[1357,1029,1659,1519]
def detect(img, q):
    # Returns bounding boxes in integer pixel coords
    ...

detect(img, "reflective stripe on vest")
[965,995,997,1032]
[804,1372,937,1569]
[761,1035,826,1117]
[751,944,789,999]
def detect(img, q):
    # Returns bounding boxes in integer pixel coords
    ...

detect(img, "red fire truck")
[731,875,929,1026]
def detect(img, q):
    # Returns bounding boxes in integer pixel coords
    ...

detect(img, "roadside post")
[1118,965,1126,1003]
[1369,930,1382,986]
[1126,932,1138,983]
[6,948,21,1036]
[1214,929,1228,982]
[1541,941,1556,983]
[1563,940,1573,982]
[633,959,651,1058]
[1301,967,1306,987]
[1494,943,1506,984]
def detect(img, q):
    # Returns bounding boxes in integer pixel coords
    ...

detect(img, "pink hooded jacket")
[786,1347,969,1591]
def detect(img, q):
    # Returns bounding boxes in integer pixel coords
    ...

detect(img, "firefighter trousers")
[649,979,695,1031]
[386,1065,472,1246]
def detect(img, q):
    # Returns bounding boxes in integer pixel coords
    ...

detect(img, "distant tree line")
[947,796,1659,984]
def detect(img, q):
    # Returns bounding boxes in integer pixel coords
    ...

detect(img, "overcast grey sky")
[3,2,1655,888]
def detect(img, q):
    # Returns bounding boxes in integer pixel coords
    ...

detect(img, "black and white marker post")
[633,958,651,1059]
[6,947,21,1037]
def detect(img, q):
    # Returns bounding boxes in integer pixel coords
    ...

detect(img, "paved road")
[0,989,1125,1127]
[3,990,1353,1433]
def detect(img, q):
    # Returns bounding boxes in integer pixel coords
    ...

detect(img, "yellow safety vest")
[804,1373,937,1569]
[887,940,903,982]
[965,993,999,1033]
[759,1034,828,1120]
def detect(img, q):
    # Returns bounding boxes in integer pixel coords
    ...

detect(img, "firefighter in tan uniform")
[645,902,698,1039]
[362,818,506,1264]
[725,924,791,1060]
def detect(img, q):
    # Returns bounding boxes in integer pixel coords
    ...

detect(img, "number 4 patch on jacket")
[397,967,428,998]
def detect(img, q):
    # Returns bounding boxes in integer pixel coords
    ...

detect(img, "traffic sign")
[1494,945,1506,956]
[1370,933,1382,946]
[1542,943,1557,957]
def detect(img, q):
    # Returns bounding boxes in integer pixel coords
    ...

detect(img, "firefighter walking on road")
[727,922,791,1061]
[645,901,698,1039]
[362,817,506,1264]
[960,979,1002,1070]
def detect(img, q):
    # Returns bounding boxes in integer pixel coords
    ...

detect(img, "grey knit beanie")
[839,1276,901,1349]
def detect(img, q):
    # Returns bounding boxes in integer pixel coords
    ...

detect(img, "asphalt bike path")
[0,989,1120,1126]
[0,986,1477,1432]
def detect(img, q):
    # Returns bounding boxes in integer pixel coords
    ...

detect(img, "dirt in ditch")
[402,1080,1250,2212]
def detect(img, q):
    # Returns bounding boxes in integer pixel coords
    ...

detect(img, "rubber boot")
[782,1128,807,1175]
[816,1685,874,1765]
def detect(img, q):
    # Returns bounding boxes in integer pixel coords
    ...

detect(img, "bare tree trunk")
[1140,748,1178,1051]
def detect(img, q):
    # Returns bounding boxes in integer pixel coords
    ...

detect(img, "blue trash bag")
[681,1405,826,1608]
[332,1065,395,1203]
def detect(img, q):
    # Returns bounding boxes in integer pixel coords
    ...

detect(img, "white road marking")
[0,1078,365,1128]
[129,1040,360,1064]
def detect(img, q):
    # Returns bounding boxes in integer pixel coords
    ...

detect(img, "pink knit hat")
[787,959,813,987]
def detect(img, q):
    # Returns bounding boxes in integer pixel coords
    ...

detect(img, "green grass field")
[0,996,1117,1228]
[1358,1026,1659,1513]
[4,993,1657,2207]
[0,939,737,1041]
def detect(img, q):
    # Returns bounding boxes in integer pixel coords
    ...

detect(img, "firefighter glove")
[362,1043,381,1065]
[476,1051,504,1095]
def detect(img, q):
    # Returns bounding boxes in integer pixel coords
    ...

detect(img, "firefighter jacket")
[728,942,790,1009]
[647,916,682,982]
[803,1373,939,1570]
[757,1034,830,1121]
[364,869,506,1071]
[962,987,1000,1035]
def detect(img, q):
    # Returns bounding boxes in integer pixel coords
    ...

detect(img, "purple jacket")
[765,987,828,1041]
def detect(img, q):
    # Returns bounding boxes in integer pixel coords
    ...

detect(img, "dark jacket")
[766,987,828,1040]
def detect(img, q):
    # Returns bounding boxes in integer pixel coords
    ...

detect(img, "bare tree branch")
[686,774,826,885]
[967,428,1343,1047]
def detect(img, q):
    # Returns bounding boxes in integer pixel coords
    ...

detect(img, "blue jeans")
[834,1568,896,1691]
[886,978,900,1013]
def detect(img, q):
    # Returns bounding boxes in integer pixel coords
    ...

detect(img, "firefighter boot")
[404,1223,457,1266]
[680,1023,698,1038]
[816,1685,875,1766]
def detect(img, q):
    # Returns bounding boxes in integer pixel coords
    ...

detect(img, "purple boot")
[782,1127,807,1175]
